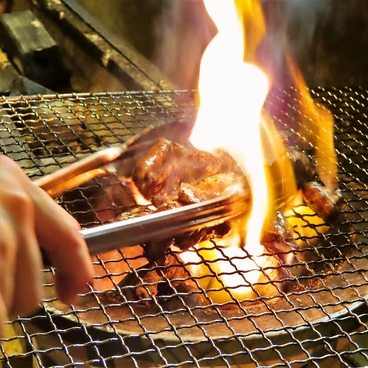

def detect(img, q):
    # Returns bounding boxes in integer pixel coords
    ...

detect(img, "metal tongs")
[34,121,249,256]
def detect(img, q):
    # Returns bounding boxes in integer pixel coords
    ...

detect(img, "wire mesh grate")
[0,88,367,367]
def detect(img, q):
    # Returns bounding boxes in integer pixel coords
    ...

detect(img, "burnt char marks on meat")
[302,181,342,223]
[142,172,248,261]
[114,205,156,221]
[132,138,174,201]
[132,138,242,205]
[179,172,248,203]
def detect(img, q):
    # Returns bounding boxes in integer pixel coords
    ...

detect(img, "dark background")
[2,0,368,90]
[72,0,368,89]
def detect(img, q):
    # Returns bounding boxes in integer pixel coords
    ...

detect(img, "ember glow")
[182,0,275,302]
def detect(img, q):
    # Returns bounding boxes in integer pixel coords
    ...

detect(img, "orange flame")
[285,52,337,190]
[181,0,336,303]
[190,1,269,245]
[183,0,273,302]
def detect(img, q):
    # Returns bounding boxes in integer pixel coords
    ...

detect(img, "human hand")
[0,155,93,332]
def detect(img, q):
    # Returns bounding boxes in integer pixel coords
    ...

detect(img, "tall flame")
[183,0,273,301]
[190,0,269,248]
[180,0,335,303]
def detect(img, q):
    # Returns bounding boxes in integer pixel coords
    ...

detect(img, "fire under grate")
[0,87,367,367]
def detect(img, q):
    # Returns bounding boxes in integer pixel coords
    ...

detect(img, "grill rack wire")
[0,87,367,367]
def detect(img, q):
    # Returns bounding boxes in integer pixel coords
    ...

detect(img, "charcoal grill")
[0,87,367,367]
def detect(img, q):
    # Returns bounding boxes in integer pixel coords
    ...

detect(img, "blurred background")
[0,0,367,93]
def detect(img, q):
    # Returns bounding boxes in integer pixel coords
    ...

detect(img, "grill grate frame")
[0,87,367,367]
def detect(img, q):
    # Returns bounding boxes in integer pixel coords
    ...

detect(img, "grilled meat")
[178,172,248,203]
[302,181,342,223]
[284,144,342,224]
[140,172,249,261]
[152,172,248,210]
[113,136,341,264]
[111,171,250,262]
[114,205,156,221]
[109,131,342,306]
[132,138,242,205]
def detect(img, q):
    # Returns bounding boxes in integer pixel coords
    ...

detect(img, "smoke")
[151,1,366,89]
[255,0,334,88]
[282,0,333,60]
[152,0,216,90]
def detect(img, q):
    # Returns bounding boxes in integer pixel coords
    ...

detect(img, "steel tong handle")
[80,192,249,255]
[33,146,126,197]
[33,120,248,256]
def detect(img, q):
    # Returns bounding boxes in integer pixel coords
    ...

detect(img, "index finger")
[31,185,94,304]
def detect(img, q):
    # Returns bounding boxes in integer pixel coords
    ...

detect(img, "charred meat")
[302,181,342,223]
[114,171,250,261]
[132,138,242,206]
[107,130,342,307]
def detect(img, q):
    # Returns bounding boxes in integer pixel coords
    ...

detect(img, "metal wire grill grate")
[0,88,367,367]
